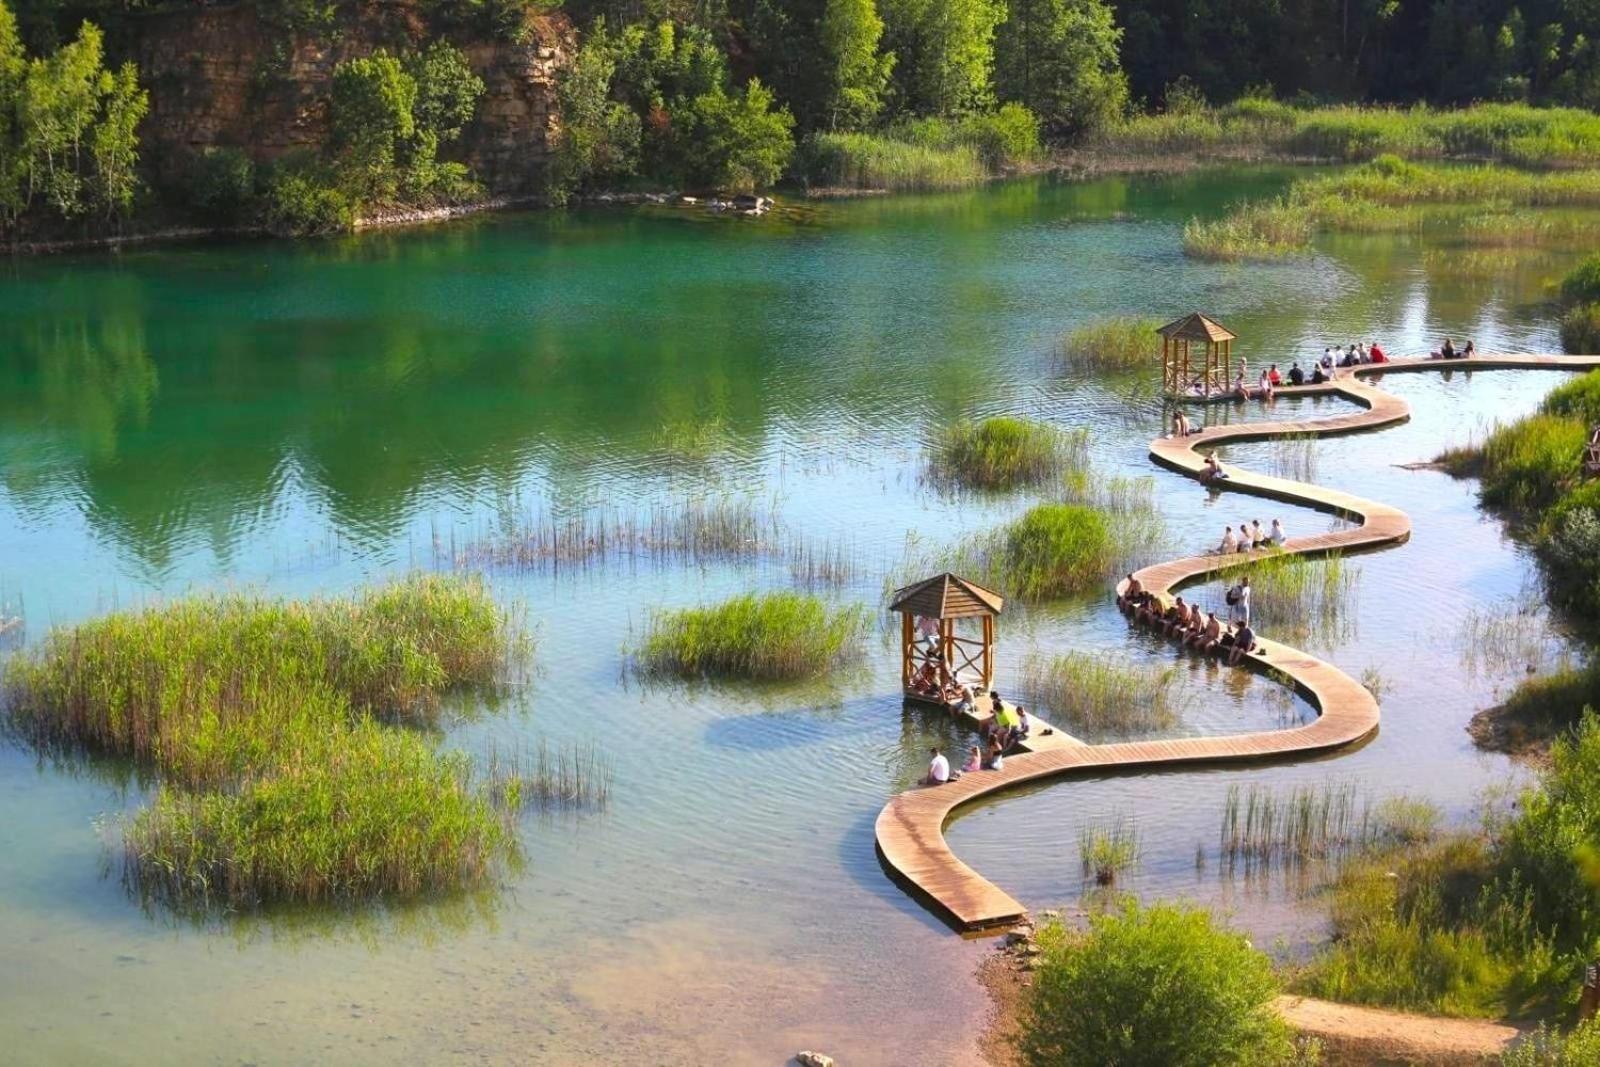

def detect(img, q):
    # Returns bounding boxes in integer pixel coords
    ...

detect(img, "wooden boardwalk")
[875,354,1600,931]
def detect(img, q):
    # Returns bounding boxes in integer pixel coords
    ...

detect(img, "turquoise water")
[0,169,1586,1064]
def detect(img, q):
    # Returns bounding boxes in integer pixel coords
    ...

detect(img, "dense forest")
[8,0,1600,239]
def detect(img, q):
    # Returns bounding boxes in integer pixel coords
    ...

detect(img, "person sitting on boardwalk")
[1136,593,1162,627]
[1356,342,1369,363]
[1201,453,1228,483]
[1441,338,1456,360]
[1228,622,1258,666]
[943,677,975,713]
[993,702,1020,749]
[924,746,950,786]
[1164,596,1191,637]
[1014,707,1032,745]
[1258,371,1275,401]
[1461,340,1476,358]
[1233,373,1251,401]
[1270,518,1287,546]
[984,738,1006,771]
[1268,364,1282,386]
[1250,519,1267,547]
[1288,362,1305,385]
[1369,341,1387,363]
[1311,364,1329,384]
[1118,572,1143,612]
[910,658,941,697]
[1191,611,1223,654]
[1237,518,1253,552]
[962,744,983,773]
[1339,345,1358,368]
[1182,607,1207,644]
[1172,410,1194,437]
[1218,526,1238,554]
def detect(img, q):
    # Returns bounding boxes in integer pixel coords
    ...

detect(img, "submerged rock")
[796,1051,835,1067]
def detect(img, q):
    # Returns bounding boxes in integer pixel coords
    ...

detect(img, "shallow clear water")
[0,169,1587,1064]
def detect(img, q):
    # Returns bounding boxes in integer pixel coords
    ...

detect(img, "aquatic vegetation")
[799,107,1041,192]
[1078,814,1140,885]
[1021,651,1180,735]
[631,592,869,680]
[1475,414,1590,513]
[993,503,1116,599]
[1056,316,1160,375]
[654,417,730,463]
[439,496,783,572]
[929,417,1088,490]
[1271,433,1319,483]
[484,739,614,813]
[1559,252,1600,306]
[1457,604,1551,679]
[1185,155,1600,260]
[1212,549,1358,644]
[4,576,532,909]
[1218,781,1440,871]
[1022,901,1295,1067]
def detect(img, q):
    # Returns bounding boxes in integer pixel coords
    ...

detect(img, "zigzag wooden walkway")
[875,354,1600,931]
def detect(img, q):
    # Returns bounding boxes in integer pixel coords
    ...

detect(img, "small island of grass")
[4,574,532,910]
[930,416,1087,491]
[632,591,869,681]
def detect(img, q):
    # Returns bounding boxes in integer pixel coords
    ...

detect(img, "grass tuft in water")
[484,739,613,813]
[1079,814,1140,885]
[631,591,869,681]
[1212,549,1358,644]
[4,575,532,910]
[1057,316,1161,375]
[930,417,1088,491]
[1022,651,1181,735]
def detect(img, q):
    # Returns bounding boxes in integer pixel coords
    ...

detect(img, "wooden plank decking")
[875,354,1600,932]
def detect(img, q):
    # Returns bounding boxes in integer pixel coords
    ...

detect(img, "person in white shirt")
[1250,519,1266,547]
[925,746,950,785]
[1218,525,1238,554]
[1270,518,1286,545]
[1231,576,1252,626]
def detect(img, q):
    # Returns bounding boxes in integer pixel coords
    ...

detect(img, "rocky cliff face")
[134,1,570,196]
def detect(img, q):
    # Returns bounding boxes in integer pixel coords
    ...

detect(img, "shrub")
[1491,661,1600,743]
[1021,901,1294,1067]
[1540,370,1600,424]
[1560,305,1600,356]
[632,592,869,680]
[999,503,1115,599]
[930,417,1087,490]
[1476,414,1590,513]
[261,154,355,236]
[1560,253,1600,306]
[1058,316,1161,374]
[1501,1017,1600,1067]
[179,146,257,225]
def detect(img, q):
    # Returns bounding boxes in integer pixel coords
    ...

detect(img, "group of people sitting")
[1322,342,1388,369]
[1217,518,1286,554]
[1117,574,1259,667]
[920,691,1034,785]
[1429,338,1475,360]
[908,655,977,709]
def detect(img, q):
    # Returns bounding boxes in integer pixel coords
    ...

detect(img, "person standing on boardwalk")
[1227,576,1252,627]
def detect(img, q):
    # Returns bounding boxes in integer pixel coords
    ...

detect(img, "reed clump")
[1057,316,1161,375]
[632,591,869,680]
[930,417,1088,491]
[1079,814,1140,885]
[1219,781,1440,870]
[994,503,1116,600]
[1022,651,1180,735]
[1213,549,1358,643]
[4,575,533,910]
[484,739,614,813]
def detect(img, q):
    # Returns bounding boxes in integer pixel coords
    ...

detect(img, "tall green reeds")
[1022,651,1181,735]
[632,591,869,680]
[1213,549,1358,643]
[4,575,534,910]
[929,417,1088,491]
[1057,316,1161,375]
[1079,814,1140,885]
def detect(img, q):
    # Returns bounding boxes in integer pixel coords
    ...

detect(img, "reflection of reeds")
[1080,813,1140,885]
[485,740,613,813]
[654,417,729,463]
[1458,603,1551,678]
[1022,651,1182,734]
[1219,781,1439,870]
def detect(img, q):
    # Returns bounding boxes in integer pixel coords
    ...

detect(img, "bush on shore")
[1020,901,1296,1067]
[632,592,869,680]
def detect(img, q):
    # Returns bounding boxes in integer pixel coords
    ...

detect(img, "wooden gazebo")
[889,572,1004,701]
[1158,312,1237,398]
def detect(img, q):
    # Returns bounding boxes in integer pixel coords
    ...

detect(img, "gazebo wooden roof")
[889,572,1004,619]
[1158,312,1236,345]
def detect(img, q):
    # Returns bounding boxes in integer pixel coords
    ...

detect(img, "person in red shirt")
[1369,341,1387,363]
[1268,364,1282,386]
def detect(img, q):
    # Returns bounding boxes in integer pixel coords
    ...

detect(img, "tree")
[1021,901,1295,1067]
[0,0,25,223]
[882,0,1005,115]
[681,78,795,190]
[819,0,893,129]
[996,0,1127,138]
[91,58,146,219]
[406,40,485,146]
[549,21,642,200]
[330,50,417,201]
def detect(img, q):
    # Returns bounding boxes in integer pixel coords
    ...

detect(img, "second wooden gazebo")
[1158,312,1237,397]
[888,572,1004,700]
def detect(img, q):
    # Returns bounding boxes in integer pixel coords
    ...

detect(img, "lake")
[0,167,1584,1064]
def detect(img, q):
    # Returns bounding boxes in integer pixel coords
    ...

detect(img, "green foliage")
[1560,253,1600,306]
[930,416,1086,490]
[997,502,1115,599]
[1058,315,1160,374]
[1078,813,1140,884]
[632,592,869,680]
[1542,369,1600,425]
[261,152,355,236]
[1500,1016,1600,1067]
[819,0,893,130]
[3,575,528,909]
[1022,650,1180,734]
[0,8,148,231]
[179,146,256,225]
[880,0,1005,116]
[1493,661,1600,747]
[331,50,418,201]
[550,21,642,200]
[799,105,1039,190]
[1476,414,1590,513]
[679,78,796,191]
[1021,901,1294,1067]
[995,0,1127,137]
[1560,304,1600,355]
